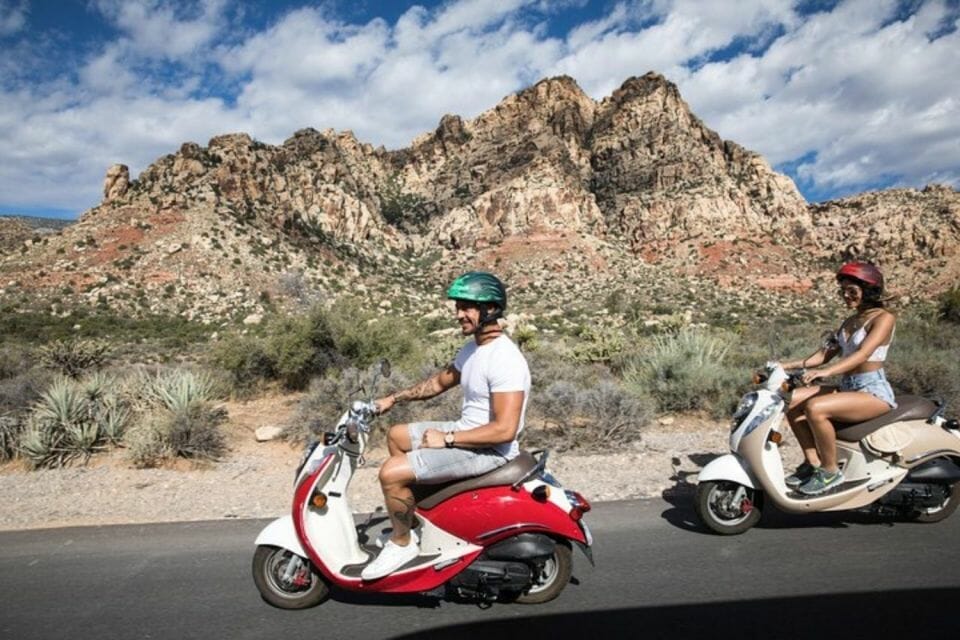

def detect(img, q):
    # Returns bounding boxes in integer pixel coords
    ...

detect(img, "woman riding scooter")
[778,261,897,496]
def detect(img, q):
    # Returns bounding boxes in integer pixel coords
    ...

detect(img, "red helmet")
[836,261,883,288]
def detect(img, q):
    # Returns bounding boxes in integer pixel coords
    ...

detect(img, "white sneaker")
[361,532,420,580]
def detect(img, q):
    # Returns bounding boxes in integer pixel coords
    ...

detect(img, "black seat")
[412,451,539,510]
[835,395,938,442]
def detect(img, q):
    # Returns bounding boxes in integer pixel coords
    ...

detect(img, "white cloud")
[2,0,959,215]
[0,0,26,36]
[94,0,229,60]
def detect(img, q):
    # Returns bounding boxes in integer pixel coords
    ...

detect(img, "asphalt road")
[1,494,958,640]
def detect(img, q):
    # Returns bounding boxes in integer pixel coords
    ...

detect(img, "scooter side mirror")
[820,330,838,351]
[380,359,392,379]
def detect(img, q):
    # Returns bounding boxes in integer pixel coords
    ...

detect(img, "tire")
[252,545,330,609]
[910,482,959,524]
[515,541,573,604]
[695,480,762,535]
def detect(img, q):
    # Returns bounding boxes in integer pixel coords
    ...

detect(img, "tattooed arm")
[375,364,460,414]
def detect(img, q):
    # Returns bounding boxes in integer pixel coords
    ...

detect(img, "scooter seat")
[413,451,539,510]
[835,395,938,442]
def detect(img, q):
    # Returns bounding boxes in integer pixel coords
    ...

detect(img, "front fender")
[697,453,756,489]
[254,515,308,557]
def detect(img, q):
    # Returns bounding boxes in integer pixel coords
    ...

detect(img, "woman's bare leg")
[803,392,891,472]
[785,386,835,466]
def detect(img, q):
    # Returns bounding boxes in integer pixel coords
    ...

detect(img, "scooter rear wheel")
[514,541,573,604]
[253,545,330,609]
[695,481,762,535]
[910,482,959,524]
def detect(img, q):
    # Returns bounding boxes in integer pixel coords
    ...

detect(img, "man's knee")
[379,455,414,487]
[387,424,410,449]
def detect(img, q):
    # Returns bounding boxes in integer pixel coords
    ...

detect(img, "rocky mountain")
[1,72,957,328]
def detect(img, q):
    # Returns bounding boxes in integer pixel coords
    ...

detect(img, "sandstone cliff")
[1,73,957,325]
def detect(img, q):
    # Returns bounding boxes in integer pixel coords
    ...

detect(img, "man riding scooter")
[363,271,531,580]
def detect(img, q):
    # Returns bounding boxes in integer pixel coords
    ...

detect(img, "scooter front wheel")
[253,545,330,609]
[695,481,762,535]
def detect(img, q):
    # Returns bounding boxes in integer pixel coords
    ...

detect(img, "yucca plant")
[20,375,130,468]
[138,369,216,414]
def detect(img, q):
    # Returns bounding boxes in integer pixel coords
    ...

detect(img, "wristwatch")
[444,432,456,448]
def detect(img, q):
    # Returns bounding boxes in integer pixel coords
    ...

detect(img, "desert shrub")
[570,324,627,365]
[0,369,52,417]
[38,338,111,378]
[938,287,960,324]
[524,378,654,452]
[287,365,413,446]
[622,328,740,416]
[886,315,960,410]
[122,367,227,467]
[0,416,23,461]
[19,374,130,468]
[287,361,465,447]
[0,345,33,380]
[127,402,227,468]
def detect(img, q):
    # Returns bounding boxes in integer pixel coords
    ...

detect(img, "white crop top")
[836,323,893,362]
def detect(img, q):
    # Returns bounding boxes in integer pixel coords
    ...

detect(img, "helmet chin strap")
[474,304,503,336]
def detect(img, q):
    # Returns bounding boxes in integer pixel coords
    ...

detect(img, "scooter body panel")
[419,483,587,546]
[255,515,307,557]
[697,453,756,489]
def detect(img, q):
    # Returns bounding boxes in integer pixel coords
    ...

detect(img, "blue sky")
[1,0,958,219]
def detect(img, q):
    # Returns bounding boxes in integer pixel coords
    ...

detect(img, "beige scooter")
[695,362,960,535]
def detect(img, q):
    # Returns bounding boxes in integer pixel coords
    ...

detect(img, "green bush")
[38,338,111,378]
[19,374,130,468]
[211,334,274,392]
[622,328,740,416]
[938,287,960,324]
[212,303,424,392]
[266,308,337,390]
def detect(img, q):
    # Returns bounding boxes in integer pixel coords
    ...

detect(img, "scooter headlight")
[743,400,781,437]
[731,392,758,431]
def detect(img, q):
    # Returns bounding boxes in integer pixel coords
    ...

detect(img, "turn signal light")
[569,507,583,521]
[768,431,783,444]
[311,492,328,509]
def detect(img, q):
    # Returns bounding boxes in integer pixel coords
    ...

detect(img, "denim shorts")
[405,421,508,484]
[840,370,897,408]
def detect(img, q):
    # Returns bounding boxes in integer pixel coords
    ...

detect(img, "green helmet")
[446,271,507,323]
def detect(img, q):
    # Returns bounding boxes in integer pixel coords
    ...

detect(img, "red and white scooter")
[252,369,593,608]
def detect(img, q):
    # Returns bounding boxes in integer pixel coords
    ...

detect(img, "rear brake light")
[567,490,591,513]
[569,507,583,521]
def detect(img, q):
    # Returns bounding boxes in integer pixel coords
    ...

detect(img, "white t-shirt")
[452,334,531,459]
